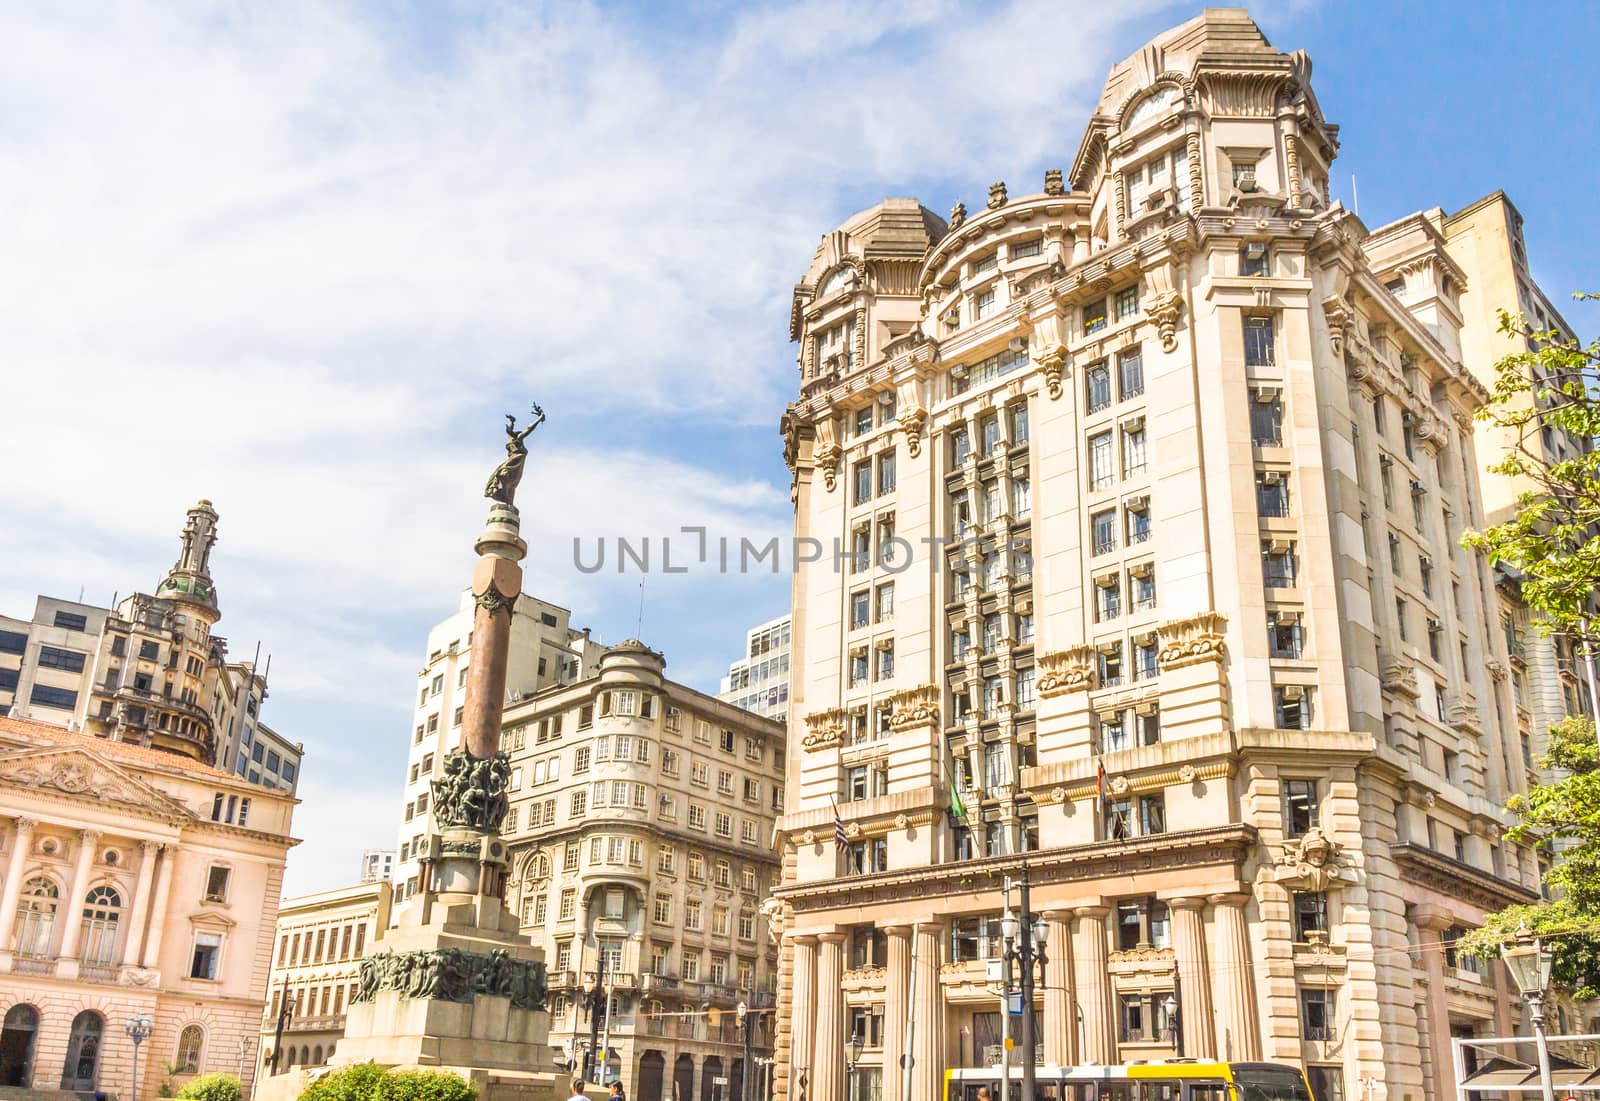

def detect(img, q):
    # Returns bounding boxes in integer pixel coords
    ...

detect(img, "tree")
[1459,297,1600,996]
[175,1073,243,1101]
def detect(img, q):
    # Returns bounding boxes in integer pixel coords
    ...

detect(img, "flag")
[831,797,849,853]
[945,743,969,824]
[1095,758,1108,814]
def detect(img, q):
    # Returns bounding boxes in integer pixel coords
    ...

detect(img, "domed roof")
[608,638,657,654]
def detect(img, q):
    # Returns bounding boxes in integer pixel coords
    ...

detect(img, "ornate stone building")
[502,640,786,1101]
[257,880,393,1078]
[772,12,1543,1101]
[0,713,297,1097]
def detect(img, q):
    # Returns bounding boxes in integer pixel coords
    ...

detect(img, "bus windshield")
[1233,1066,1313,1101]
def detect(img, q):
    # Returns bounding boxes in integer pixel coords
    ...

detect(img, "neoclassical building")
[771,12,1543,1101]
[0,714,297,1097]
[502,640,787,1101]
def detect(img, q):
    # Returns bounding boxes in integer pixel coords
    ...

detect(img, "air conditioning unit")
[1245,241,1268,259]
[1237,167,1259,193]
[1009,337,1028,352]
[1262,471,1283,485]
[1129,562,1154,579]
[1144,188,1174,213]
[1281,685,1305,701]
[951,363,968,377]
[1269,537,1294,554]
[1096,572,1119,589]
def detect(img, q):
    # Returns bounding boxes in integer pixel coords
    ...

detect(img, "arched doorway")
[730,1058,744,1101]
[701,1056,724,1101]
[60,1011,103,1092]
[0,1005,39,1087]
[638,1051,665,1101]
[673,1053,694,1101]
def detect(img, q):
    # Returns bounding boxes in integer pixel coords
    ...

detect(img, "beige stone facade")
[0,714,296,1098]
[255,880,392,1080]
[502,640,786,1101]
[772,12,1544,1101]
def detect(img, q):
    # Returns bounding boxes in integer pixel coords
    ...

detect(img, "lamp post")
[125,1015,153,1101]
[1163,994,1181,1053]
[738,1001,754,1101]
[1001,871,1048,1101]
[845,1030,864,1101]
[1502,925,1556,1101]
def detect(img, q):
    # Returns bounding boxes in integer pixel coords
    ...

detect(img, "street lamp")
[738,1001,754,1101]
[1000,870,1046,1101]
[1162,994,1180,1053]
[846,1029,865,1070]
[125,1015,154,1101]
[1502,925,1556,1101]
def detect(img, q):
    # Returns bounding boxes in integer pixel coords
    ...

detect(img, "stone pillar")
[1072,906,1116,1064]
[56,829,102,963]
[461,508,526,760]
[1208,893,1261,1061]
[1171,897,1217,1059]
[1414,906,1457,1101]
[141,843,177,968]
[910,922,943,1101]
[1042,910,1077,1065]
[789,936,818,1101]
[120,840,161,967]
[0,817,37,953]
[882,926,912,1101]
[813,933,846,1101]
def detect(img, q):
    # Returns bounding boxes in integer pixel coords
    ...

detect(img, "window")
[1088,432,1115,490]
[974,287,996,319]
[1293,892,1329,942]
[1131,569,1156,612]
[1086,362,1111,413]
[1117,347,1144,399]
[570,791,587,817]
[1240,242,1270,277]
[0,630,27,655]
[1096,577,1121,622]
[53,610,89,631]
[1284,779,1320,838]
[1083,299,1107,334]
[203,866,230,903]
[845,838,888,875]
[28,684,77,710]
[1276,686,1313,729]
[1009,402,1029,444]
[1300,987,1334,1040]
[1099,644,1123,688]
[36,646,86,673]
[1306,1067,1346,1101]
[1115,285,1139,321]
[1257,473,1290,517]
[1262,542,1297,588]
[1122,423,1146,478]
[878,453,896,495]
[1269,612,1304,659]
[1251,390,1283,446]
[853,461,872,505]
[175,1025,204,1074]
[190,932,223,979]
[1243,315,1276,366]
[1116,898,1171,950]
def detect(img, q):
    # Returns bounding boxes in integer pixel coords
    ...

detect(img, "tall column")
[789,936,818,1101]
[1072,906,1116,1064]
[1170,897,1217,1059]
[141,843,178,968]
[1208,893,1261,1061]
[813,933,846,1101]
[1042,910,1077,1066]
[0,817,38,953]
[882,926,911,1101]
[120,840,161,966]
[55,829,102,961]
[1414,906,1457,1101]
[909,922,943,1101]
[461,507,527,760]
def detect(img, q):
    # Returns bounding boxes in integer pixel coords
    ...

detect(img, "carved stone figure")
[351,946,548,1011]
[1274,825,1346,892]
[431,749,513,831]
[484,404,546,507]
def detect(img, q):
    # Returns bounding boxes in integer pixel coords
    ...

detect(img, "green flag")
[949,781,968,822]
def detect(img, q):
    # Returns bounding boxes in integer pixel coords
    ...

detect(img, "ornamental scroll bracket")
[1156,611,1228,670]
[1037,646,1097,697]
[886,684,940,733]
[802,708,847,752]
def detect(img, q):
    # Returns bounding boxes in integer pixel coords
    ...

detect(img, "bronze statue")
[485,403,546,507]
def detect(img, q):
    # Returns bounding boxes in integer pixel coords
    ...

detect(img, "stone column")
[1072,906,1116,1063]
[1208,893,1261,1061]
[813,933,846,1101]
[1414,906,1457,1101]
[121,840,161,967]
[461,509,526,760]
[1170,897,1217,1059]
[882,926,912,1101]
[141,843,178,968]
[56,829,102,962]
[909,922,943,1101]
[789,936,818,1101]
[1042,910,1077,1065]
[0,817,37,953]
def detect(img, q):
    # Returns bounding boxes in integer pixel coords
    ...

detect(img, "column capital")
[139,839,162,855]
[912,919,945,935]
[79,828,103,848]
[12,816,38,834]
[1041,908,1074,921]
[817,931,848,946]
[1167,895,1208,912]
[791,934,820,948]
[1411,904,1455,932]
[1207,891,1251,908]
[881,924,912,936]
[1072,904,1111,920]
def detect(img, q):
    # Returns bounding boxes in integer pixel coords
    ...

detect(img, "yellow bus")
[945,1061,1315,1101]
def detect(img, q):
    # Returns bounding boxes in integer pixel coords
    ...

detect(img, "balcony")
[285,1015,346,1034]
[642,973,680,994]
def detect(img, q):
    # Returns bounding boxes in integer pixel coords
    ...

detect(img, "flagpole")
[902,926,918,1101]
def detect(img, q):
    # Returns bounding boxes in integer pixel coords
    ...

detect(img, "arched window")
[14,878,59,959]
[81,887,122,966]
[310,1045,323,1066]
[175,1026,203,1075]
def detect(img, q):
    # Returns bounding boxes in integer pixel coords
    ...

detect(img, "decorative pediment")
[1156,612,1228,670]
[188,907,238,931]
[0,746,192,823]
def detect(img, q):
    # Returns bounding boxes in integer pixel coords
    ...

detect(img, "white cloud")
[0,0,1179,894]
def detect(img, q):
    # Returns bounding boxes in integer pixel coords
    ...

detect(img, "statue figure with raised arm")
[484,403,545,507]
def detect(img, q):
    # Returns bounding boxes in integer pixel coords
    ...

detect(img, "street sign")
[1007,991,1025,1016]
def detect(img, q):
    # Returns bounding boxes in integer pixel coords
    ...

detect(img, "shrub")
[176,1074,243,1101]
[299,1064,476,1101]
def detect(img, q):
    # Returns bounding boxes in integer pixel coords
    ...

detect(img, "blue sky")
[1,1,1594,895]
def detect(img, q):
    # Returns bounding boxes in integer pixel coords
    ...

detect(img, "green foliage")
[175,1073,243,1101]
[1463,716,1600,998]
[1460,294,1600,631]
[158,1063,181,1098]
[298,1064,477,1101]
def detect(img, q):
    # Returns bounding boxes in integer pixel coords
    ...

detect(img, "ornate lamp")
[126,1015,154,1101]
[846,1030,865,1070]
[1501,925,1552,1000]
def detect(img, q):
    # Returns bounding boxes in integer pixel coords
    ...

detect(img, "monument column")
[882,926,911,1101]
[140,843,177,967]
[1170,897,1217,1059]
[1209,893,1261,1061]
[1042,910,1076,1066]
[1072,906,1116,1064]
[909,922,943,1101]
[0,817,37,954]
[55,829,103,968]
[789,936,819,1101]
[813,933,846,1101]
[120,840,161,967]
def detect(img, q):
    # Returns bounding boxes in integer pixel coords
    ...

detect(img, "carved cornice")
[1390,842,1539,913]
[802,708,847,752]
[1379,654,1420,700]
[1156,612,1227,670]
[1044,760,1231,804]
[1038,646,1097,697]
[886,684,940,733]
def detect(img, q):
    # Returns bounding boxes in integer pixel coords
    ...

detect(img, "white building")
[717,615,792,724]
[357,849,395,884]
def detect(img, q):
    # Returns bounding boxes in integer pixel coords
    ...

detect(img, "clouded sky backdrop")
[2,0,1595,895]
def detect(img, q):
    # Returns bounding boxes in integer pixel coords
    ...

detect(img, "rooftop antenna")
[635,578,645,639]
[251,640,262,681]
[1351,174,1360,217]
[78,585,84,603]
